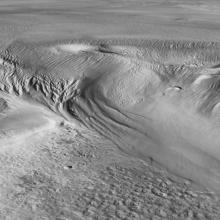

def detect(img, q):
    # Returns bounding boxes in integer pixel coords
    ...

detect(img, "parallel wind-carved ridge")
[0,56,81,120]
[1,38,220,121]
[2,38,220,194]
[2,38,220,66]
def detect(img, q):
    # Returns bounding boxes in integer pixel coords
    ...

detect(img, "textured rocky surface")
[1,123,220,220]
[1,1,220,219]
[0,38,220,220]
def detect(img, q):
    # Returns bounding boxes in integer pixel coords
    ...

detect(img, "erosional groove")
[1,39,220,193]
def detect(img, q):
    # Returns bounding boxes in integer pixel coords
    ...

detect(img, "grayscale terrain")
[1,0,220,219]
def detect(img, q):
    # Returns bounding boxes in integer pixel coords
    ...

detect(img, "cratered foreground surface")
[1,1,220,220]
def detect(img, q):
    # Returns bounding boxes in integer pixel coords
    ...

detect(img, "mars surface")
[2,0,220,219]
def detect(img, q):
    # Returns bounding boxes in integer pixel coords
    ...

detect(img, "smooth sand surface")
[0,93,57,148]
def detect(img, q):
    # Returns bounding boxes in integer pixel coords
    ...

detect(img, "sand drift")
[1,39,220,193]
